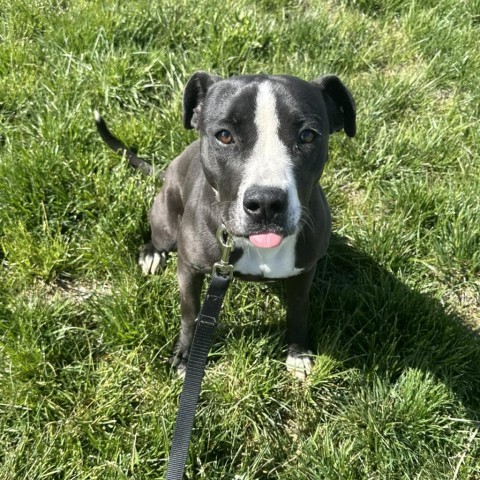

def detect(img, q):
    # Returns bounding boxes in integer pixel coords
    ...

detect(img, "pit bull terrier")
[95,72,356,380]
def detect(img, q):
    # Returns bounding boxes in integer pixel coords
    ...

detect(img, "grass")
[1,0,479,478]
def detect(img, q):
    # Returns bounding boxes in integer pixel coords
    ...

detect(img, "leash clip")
[212,225,234,279]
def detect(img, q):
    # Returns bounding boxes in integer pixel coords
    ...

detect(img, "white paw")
[138,250,167,275]
[286,349,314,381]
[176,363,187,379]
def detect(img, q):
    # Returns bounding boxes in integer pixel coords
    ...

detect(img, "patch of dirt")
[441,283,480,331]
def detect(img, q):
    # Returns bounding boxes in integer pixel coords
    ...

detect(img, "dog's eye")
[215,130,234,145]
[299,129,316,144]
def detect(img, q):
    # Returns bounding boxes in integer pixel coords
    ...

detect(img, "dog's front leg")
[169,257,204,377]
[285,267,316,380]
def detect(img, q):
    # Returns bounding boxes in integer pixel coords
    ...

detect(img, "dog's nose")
[243,186,288,223]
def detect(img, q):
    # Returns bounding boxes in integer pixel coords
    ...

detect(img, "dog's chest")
[233,234,304,279]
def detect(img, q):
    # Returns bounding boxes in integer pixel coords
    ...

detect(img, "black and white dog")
[96,72,356,380]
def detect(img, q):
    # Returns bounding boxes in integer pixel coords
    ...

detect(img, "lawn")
[1,0,479,478]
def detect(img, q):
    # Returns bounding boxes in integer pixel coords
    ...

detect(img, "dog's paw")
[169,356,187,379]
[168,341,190,379]
[286,347,314,381]
[138,243,167,275]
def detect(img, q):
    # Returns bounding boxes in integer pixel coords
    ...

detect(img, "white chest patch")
[233,234,304,279]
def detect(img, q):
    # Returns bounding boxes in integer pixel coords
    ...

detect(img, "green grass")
[1,0,479,478]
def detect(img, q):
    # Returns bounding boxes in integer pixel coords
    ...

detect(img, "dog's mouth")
[228,224,291,249]
[222,213,294,249]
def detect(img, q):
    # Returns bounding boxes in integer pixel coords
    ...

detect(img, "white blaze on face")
[235,81,301,230]
[233,81,303,279]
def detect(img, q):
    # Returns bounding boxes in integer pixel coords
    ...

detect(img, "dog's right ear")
[183,72,222,130]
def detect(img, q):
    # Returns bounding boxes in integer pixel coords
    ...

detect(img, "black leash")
[165,227,234,480]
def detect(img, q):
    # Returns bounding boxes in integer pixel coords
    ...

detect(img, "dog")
[95,72,356,380]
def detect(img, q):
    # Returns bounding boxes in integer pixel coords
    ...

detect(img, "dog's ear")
[312,75,356,137]
[183,72,222,130]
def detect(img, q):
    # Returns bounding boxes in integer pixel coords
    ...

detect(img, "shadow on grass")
[225,233,480,415]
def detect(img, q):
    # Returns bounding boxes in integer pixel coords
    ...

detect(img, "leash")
[165,226,234,480]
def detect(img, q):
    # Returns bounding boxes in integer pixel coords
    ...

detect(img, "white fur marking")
[235,82,301,231]
[139,251,166,275]
[286,349,314,381]
[150,252,162,273]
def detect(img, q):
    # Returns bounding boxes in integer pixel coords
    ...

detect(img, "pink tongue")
[249,233,284,248]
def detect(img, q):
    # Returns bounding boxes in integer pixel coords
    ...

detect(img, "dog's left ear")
[312,75,356,137]
[183,72,222,130]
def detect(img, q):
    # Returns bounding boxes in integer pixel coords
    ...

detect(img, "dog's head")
[183,72,355,248]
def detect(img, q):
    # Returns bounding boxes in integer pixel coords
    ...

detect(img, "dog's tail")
[94,110,164,180]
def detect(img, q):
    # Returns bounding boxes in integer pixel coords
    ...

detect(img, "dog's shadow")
[222,233,480,412]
